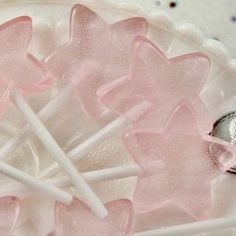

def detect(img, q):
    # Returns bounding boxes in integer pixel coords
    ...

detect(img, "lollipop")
[49,199,134,236]
[98,36,212,133]
[0,16,106,217]
[45,4,148,117]
[123,103,235,219]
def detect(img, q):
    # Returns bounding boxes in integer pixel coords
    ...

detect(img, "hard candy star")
[0,16,52,115]
[45,4,148,117]
[123,104,235,219]
[50,198,134,236]
[98,37,212,132]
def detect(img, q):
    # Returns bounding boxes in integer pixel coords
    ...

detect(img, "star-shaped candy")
[123,104,236,220]
[0,16,52,115]
[98,37,212,132]
[49,198,134,236]
[0,196,20,235]
[45,4,148,117]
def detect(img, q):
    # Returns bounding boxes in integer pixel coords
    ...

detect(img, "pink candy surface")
[0,16,52,115]
[98,37,212,132]
[123,104,235,219]
[51,199,133,236]
[45,4,148,117]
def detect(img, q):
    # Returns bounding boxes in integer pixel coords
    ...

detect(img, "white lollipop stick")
[0,165,141,196]
[0,64,103,162]
[0,84,73,162]
[39,101,151,178]
[133,217,236,236]
[12,91,108,219]
[0,161,72,204]
[2,162,164,195]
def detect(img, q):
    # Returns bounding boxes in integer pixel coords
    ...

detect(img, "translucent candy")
[98,37,212,132]
[0,16,53,115]
[0,196,20,235]
[123,104,236,219]
[45,4,148,117]
[50,198,134,236]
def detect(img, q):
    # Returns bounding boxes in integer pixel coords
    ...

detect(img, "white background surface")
[111,0,236,57]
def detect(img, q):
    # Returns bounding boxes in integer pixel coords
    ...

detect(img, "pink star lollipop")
[0,16,107,217]
[123,103,236,220]
[49,198,134,236]
[0,196,20,235]
[98,36,212,133]
[45,4,148,117]
[0,16,52,113]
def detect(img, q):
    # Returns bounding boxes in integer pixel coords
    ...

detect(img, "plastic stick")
[133,217,236,236]
[0,165,141,196]
[39,101,151,178]
[0,161,72,204]
[0,84,73,162]
[12,91,108,218]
